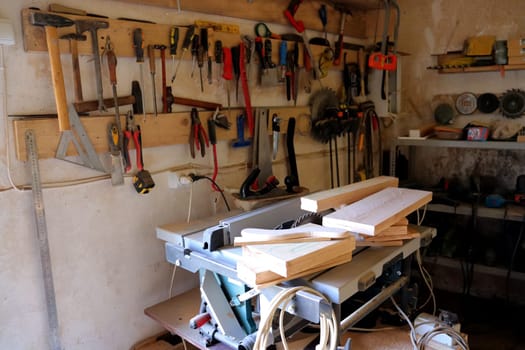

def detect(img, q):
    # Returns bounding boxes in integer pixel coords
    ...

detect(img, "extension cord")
[414,313,461,348]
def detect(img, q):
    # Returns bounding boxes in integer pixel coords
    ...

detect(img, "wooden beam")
[109,0,368,38]
[22,8,359,66]
[300,176,399,213]
[13,106,308,161]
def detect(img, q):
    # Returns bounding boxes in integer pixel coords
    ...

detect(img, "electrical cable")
[187,182,194,222]
[1,45,23,192]
[168,265,177,299]
[254,286,338,350]
[415,249,436,315]
[189,174,231,212]
[391,296,469,350]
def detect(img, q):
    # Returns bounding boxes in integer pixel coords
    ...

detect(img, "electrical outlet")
[168,171,192,188]
[0,19,15,46]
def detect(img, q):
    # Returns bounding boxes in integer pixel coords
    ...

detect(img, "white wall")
[0,1,354,349]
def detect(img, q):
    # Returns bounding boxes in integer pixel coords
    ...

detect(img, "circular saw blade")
[309,88,339,143]
[500,89,525,118]
[455,92,477,115]
[477,93,499,113]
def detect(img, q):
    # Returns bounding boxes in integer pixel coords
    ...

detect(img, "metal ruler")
[25,130,62,350]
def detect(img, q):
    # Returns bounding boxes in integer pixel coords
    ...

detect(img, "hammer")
[60,32,86,103]
[75,19,109,111]
[30,12,74,132]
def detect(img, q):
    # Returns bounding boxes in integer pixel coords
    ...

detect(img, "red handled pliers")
[189,107,209,158]
[123,111,143,172]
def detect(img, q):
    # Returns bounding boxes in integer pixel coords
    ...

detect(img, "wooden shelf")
[427,202,525,222]
[435,64,525,74]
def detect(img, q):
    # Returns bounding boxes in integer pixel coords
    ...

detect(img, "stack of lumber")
[235,223,356,287]
[300,176,432,247]
[354,218,421,247]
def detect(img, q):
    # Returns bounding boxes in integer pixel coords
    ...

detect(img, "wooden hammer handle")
[45,26,70,131]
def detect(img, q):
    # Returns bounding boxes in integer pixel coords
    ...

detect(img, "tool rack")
[16,8,363,161]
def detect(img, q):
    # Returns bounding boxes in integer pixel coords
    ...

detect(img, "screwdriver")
[190,34,200,78]
[222,46,233,114]
[318,4,327,40]
[279,40,287,83]
[198,27,207,92]
[231,45,240,103]
[206,27,213,85]
[133,28,147,121]
[147,44,158,117]
[172,25,195,83]
[214,40,223,84]
[169,26,179,77]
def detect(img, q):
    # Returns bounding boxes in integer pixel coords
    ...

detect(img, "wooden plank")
[22,8,359,69]
[300,176,399,213]
[364,232,420,242]
[234,235,332,247]
[110,0,368,38]
[242,236,355,277]
[239,223,350,241]
[355,240,403,247]
[372,224,408,236]
[322,187,432,236]
[13,106,309,161]
[236,250,352,287]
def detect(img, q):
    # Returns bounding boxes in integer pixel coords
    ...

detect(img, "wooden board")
[300,176,399,213]
[234,235,332,247]
[242,236,355,277]
[13,106,308,161]
[110,0,368,38]
[22,8,358,67]
[239,223,350,241]
[236,250,352,287]
[373,224,408,236]
[355,240,403,247]
[322,187,432,236]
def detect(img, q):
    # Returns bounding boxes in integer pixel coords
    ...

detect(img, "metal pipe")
[339,276,408,331]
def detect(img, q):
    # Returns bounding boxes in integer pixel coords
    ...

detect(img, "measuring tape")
[194,20,240,34]
[25,129,63,350]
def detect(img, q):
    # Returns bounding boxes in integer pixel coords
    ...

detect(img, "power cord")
[188,173,231,212]
[390,297,469,350]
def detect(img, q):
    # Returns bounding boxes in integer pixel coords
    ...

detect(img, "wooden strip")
[110,0,368,38]
[237,250,353,287]
[365,232,420,242]
[243,236,355,277]
[240,223,349,240]
[22,8,358,69]
[373,224,408,237]
[300,176,399,213]
[13,106,309,161]
[356,240,403,247]
[234,236,332,247]
[323,188,432,236]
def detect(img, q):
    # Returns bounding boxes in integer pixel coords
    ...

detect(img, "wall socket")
[0,19,15,46]
[168,171,192,189]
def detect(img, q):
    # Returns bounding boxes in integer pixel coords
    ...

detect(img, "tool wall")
[16,7,362,161]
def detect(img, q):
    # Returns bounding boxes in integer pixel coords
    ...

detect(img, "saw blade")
[500,89,525,118]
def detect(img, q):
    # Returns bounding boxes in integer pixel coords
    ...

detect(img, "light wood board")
[239,223,349,241]
[13,106,308,161]
[300,176,399,213]
[237,250,352,287]
[323,187,432,236]
[242,236,355,277]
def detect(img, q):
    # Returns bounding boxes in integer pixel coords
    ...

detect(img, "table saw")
[145,198,435,350]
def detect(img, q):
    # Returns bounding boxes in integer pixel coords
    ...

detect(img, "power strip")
[0,19,15,46]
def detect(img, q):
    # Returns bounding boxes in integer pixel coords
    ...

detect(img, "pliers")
[189,107,209,158]
[123,111,143,173]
